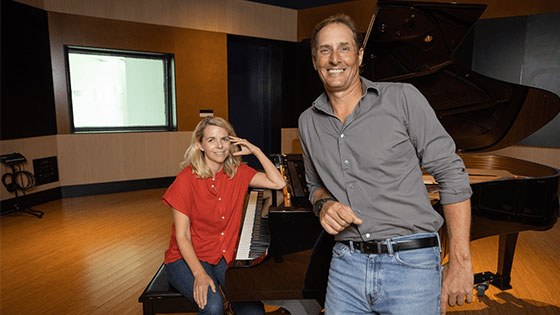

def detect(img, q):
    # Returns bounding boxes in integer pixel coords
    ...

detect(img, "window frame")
[64,45,177,133]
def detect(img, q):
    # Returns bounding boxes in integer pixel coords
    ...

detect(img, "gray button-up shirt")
[298,77,472,241]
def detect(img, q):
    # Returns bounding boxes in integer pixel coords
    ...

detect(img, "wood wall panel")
[1,131,192,201]
[48,12,228,133]
[28,0,297,41]
[56,132,191,186]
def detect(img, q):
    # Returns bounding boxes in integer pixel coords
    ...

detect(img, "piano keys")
[233,190,270,267]
[226,188,325,313]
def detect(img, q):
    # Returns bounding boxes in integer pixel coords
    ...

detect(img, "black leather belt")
[341,236,438,254]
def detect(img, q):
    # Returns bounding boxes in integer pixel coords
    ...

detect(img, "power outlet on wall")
[33,156,59,185]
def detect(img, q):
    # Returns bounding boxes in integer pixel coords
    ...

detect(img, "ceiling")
[246,0,353,10]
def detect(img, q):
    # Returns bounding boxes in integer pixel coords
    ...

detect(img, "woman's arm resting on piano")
[229,136,285,190]
[440,199,474,315]
[173,209,216,310]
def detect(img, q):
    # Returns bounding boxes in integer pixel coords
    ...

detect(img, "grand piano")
[225,1,560,312]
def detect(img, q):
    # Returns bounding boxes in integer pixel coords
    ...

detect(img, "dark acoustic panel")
[520,13,560,147]
[227,35,297,166]
[473,16,527,85]
[1,0,57,140]
[473,14,560,148]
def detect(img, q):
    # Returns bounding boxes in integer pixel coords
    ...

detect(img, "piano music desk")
[138,263,199,315]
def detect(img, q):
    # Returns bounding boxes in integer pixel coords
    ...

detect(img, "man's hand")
[440,259,474,314]
[441,199,473,314]
[319,201,363,235]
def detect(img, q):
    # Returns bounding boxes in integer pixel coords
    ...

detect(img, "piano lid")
[362,0,560,152]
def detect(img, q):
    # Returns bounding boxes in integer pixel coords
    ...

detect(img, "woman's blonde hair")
[181,116,241,178]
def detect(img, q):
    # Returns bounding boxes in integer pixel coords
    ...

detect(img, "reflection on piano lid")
[363,1,560,152]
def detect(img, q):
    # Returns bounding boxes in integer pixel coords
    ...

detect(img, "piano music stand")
[1,154,44,218]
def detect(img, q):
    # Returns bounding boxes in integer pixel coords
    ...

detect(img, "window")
[65,46,176,132]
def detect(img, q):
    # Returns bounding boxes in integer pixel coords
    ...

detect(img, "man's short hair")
[310,13,363,59]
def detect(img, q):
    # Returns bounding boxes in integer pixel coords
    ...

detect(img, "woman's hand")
[192,271,216,310]
[229,136,259,156]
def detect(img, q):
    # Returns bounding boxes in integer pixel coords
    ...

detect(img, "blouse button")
[221,216,225,220]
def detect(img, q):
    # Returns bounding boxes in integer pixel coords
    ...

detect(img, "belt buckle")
[376,242,383,254]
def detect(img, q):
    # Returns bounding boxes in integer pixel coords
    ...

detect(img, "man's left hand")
[440,259,474,314]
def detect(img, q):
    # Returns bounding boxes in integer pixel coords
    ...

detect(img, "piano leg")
[491,232,517,290]
[264,299,322,315]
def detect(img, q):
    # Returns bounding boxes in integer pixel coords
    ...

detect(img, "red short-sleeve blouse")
[162,164,257,265]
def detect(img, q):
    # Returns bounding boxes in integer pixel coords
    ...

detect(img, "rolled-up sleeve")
[400,84,472,204]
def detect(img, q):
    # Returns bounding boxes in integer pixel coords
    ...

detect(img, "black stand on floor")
[1,153,44,218]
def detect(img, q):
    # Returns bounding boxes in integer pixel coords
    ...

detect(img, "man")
[298,14,474,315]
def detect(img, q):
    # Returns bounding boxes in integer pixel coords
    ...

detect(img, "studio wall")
[2,0,559,207]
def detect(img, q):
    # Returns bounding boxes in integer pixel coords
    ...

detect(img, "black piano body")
[225,0,560,309]
[226,195,326,300]
[366,0,560,292]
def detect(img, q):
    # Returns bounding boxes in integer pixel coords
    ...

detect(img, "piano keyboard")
[235,190,270,264]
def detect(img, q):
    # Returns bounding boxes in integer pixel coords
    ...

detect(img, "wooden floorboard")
[1,188,559,314]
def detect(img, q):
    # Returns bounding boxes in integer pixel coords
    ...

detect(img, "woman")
[162,116,285,315]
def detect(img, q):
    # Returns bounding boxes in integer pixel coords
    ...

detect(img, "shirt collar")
[312,77,380,115]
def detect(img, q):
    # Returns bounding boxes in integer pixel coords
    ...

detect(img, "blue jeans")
[165,258,265,315]
[325,232,442,315]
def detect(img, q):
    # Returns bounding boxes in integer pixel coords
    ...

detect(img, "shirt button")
[222,249,226,253]
[349,184,354,189]
[218,197,222,201]
[340,134,345,138]
[211,184,215,188]
[221,216,225,220]
[365,233,371,238]
[221,232,224,236]
[344,160,349,165]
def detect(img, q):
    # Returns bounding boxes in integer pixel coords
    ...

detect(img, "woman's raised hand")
[229,136,259,156]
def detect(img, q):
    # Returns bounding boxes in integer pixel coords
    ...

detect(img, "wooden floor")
[1,188,559,315]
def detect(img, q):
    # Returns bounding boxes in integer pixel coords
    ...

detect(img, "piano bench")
[138,263,199,315]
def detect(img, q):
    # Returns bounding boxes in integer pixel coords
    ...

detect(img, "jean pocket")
[395,246,440,270]
[332,241,350,258]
